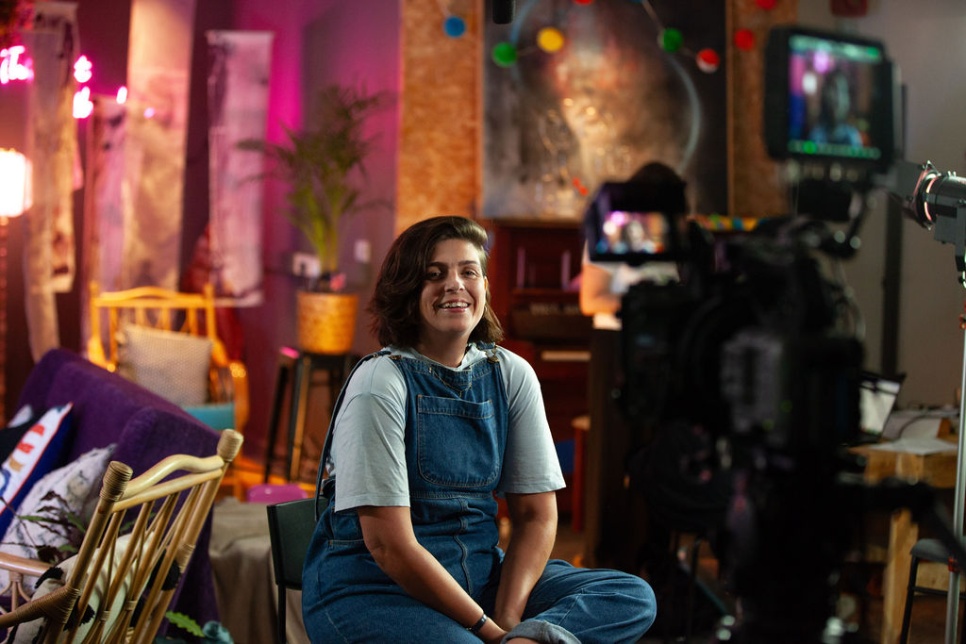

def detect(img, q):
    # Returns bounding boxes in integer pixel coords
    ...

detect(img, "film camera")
[585,25,966,643]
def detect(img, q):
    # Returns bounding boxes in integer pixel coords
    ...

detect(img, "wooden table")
[852,441,959,644]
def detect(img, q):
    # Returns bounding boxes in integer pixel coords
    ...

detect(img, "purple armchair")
[15,347,224,628]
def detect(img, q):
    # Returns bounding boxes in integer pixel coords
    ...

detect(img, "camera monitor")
[764,26,898,170]
[584,181,684,266]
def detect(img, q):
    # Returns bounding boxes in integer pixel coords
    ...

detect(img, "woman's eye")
[425,270,442,280]
[463,269,479,278]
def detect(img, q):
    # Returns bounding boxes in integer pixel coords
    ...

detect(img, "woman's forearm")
[360,507,507,640]
[493,492,558,628]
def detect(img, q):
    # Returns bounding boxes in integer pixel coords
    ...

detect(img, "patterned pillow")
[0,404,44,464]
[20,533,183,642]
[0,404,73,538]
[0,445,115,591]
[118,325,213,407]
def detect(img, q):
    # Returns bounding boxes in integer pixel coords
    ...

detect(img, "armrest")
[0,583,78,629]
[207,358,249,434]
[0,552,51,579]
[229,359,249,433]
[86,336,112,371]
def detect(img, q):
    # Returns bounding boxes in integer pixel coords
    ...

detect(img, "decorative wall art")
[122,0,196,290]
[206,30,273,307]
[482,0,727,220]
[22,1,80,360]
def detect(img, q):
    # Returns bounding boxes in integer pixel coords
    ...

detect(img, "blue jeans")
[303,558,655,643]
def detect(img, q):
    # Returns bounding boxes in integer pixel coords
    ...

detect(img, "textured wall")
[728,0,798,217]
[397,0,482,234]
[397,0,798,228]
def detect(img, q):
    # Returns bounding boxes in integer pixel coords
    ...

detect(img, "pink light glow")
[116,86,128,104]
[73,55,93,84]
[0,46,33,84]
[73,86,93,119]
[0,149,32,217]
[144,106,156,119]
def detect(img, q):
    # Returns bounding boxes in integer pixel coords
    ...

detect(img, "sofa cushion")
[0,445,114,591]
[0,404,73,537]
[0,404,43,463]
[18,533,180,643]
[118,325,213,407]
[182,402,235,430]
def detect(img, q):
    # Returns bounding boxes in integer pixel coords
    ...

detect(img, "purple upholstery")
[16,347,223,627]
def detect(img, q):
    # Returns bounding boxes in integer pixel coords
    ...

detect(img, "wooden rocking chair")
[0,429,243,643]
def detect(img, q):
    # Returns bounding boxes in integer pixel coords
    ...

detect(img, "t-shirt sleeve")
[497,348,566,494]
[329,356,410,512]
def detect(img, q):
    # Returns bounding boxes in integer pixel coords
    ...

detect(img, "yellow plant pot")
[296,291,359,355]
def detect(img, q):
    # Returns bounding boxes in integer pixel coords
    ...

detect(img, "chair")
[899,537,966,643]
[0,428,243,643]
[87,280,249,430]
[87,280,251,497]
[266,497,321,644]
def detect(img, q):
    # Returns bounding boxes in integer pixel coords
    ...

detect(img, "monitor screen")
[786,33,886,162]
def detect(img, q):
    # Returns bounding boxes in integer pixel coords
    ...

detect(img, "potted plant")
[241,83,389,354]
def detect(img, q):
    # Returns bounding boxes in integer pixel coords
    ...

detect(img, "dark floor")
[549,521,954,644]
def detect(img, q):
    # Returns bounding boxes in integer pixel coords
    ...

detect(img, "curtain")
[22,1,80,360]
[206,30,273,307]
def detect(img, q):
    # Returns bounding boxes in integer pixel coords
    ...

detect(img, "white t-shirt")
[328,344,565,512]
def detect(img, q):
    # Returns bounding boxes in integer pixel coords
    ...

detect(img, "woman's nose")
[444,272,464,291]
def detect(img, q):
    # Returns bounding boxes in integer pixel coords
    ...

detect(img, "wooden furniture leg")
[882,508,918,644]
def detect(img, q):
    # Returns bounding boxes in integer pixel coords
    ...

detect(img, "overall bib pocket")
[416,395,500,488]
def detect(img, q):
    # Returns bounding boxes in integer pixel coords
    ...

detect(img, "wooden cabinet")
[484,220,591,516]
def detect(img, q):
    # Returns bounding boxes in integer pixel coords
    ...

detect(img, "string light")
[487,0,724,75]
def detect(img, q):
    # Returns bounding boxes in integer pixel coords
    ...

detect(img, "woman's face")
[418,238,488,347]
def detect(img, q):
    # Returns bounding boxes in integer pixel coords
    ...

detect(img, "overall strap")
[313,349,390,519]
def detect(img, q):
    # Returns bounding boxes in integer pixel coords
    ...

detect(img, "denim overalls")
[302,347,655,643]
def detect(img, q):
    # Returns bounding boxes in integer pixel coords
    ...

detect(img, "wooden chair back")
[0,429,244,643]
[86,281,249,439]
[87,281,228,373]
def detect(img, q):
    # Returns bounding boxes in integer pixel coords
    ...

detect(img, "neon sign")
[73,55,92,84]
[2,45,134,120]
[0,46,33,84]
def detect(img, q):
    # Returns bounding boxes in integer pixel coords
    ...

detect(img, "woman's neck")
[415,338,470,368]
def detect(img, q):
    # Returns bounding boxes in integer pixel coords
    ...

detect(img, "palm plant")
[241,83,389,291]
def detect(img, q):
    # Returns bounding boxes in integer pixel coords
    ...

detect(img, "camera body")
[607,215,864,455]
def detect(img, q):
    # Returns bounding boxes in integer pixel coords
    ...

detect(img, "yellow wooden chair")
[87,281,250,499]
[0,429,243,643]
[87,281,249,434]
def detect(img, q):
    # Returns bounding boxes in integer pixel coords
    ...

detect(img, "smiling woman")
[301,216,657,644]
[416,238,489,366]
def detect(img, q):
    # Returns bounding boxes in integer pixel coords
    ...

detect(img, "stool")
[899,537,966,643]
[570,414,590,532]
[246,482,309,504]
[263,347,351,483]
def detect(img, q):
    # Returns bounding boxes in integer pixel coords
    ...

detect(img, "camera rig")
[584,25,966,643]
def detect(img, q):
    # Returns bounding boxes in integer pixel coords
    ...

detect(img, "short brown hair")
[368,216,504,348]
